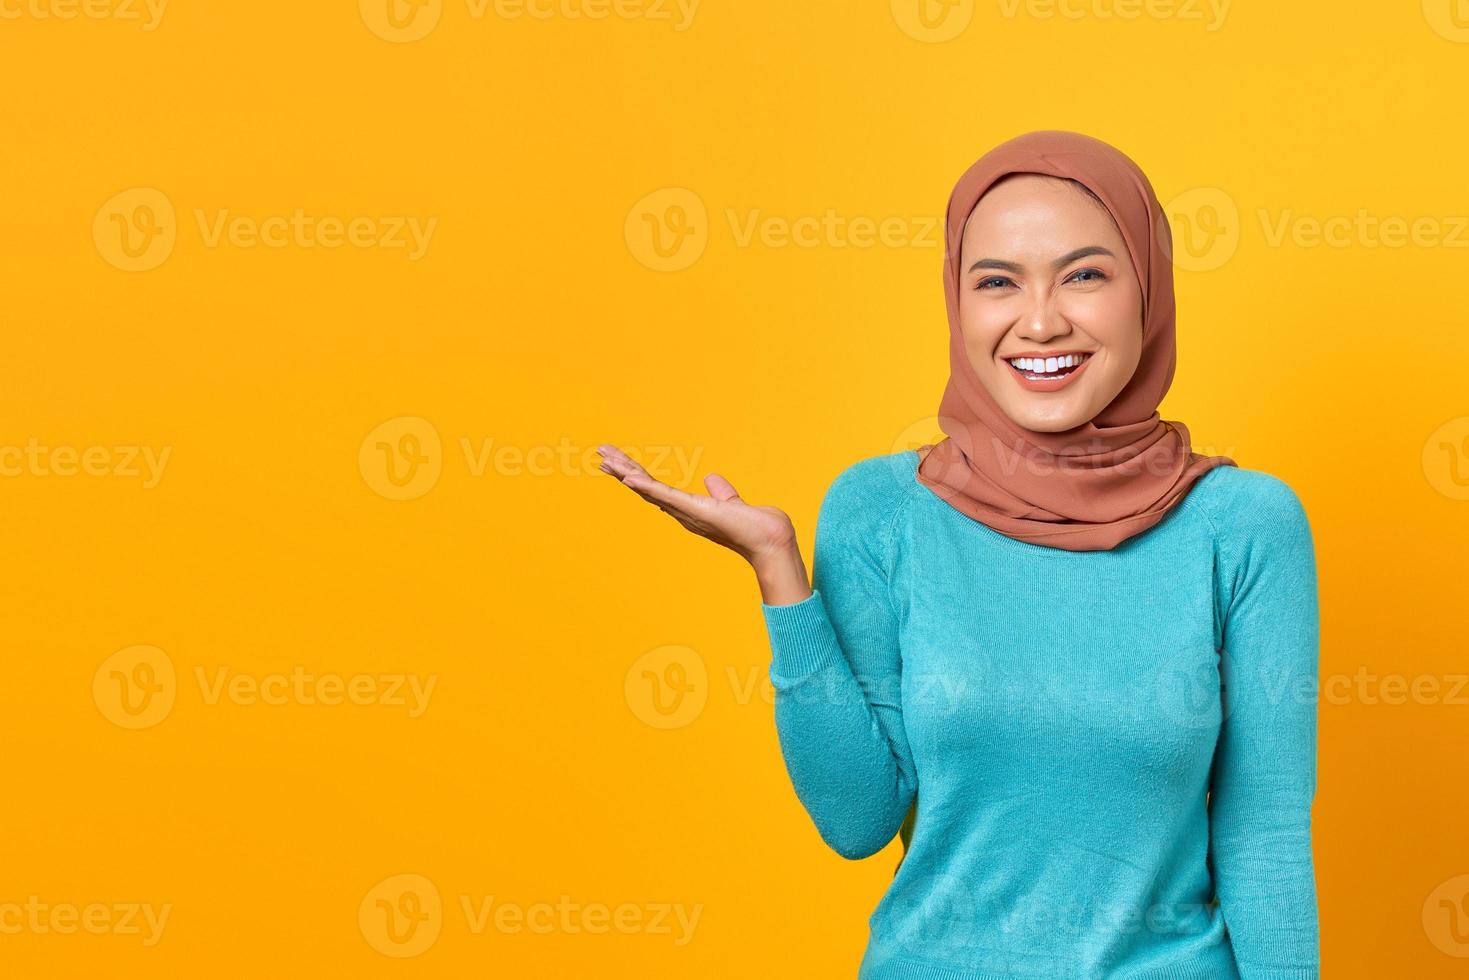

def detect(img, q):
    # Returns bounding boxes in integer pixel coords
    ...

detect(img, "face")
[958,174,1144,433]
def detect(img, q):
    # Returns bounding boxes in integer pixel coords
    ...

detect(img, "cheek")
[958,296,1011,356]
[960,326,1006,376]
[1061,289,1142,357]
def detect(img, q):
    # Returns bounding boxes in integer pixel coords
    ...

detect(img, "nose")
[1012,296,1072,346]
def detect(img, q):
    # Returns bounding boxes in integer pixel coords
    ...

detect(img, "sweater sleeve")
[1207,474,1322,979]
[761,459,918,861]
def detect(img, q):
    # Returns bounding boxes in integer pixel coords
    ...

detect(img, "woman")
[597,130,1320,979]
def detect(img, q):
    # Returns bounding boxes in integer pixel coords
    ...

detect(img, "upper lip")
[999,349,1096,359]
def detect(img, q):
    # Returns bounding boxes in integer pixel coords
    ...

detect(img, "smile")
[1002,350,1094,392]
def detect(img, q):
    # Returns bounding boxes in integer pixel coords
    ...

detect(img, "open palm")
[595,444,796,563]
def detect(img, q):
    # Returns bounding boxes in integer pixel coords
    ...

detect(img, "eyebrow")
[967,245,1115,275]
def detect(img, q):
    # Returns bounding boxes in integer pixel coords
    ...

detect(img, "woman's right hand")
[595,444,812,605]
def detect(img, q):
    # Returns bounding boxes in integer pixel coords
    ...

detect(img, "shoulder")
[815,451,922,551]
[1183,463,1316,576]
[821,451,921,515]
[1184,463,1311,536]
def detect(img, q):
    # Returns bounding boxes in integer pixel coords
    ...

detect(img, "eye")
[973,276,1011,291]
[1068,267,1107,284]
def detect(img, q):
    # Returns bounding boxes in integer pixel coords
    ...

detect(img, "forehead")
[962,174,1118,244]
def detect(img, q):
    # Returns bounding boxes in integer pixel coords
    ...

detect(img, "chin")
[1016,414,1088,434]
[999,395,1095,434]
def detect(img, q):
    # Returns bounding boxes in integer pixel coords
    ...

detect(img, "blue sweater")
[762,449,1320,980]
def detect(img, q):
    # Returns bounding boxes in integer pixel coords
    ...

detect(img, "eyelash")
[974,268,1107,290]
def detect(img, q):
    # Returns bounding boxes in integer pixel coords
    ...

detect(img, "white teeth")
[1007,353,1089,375]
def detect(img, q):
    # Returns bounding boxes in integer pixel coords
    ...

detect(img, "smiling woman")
[598,130,1321,980]
[959,175,1141,419]
[917,134,1235,553]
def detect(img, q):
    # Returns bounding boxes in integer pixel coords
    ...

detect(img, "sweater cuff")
[1235,965,1319,980]
[761,588,843,677]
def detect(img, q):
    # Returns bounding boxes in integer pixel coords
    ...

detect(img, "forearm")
[763,591,916,860]
[1211,791,1319,979]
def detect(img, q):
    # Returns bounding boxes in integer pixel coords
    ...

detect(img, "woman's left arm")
[1208,474,1322,980]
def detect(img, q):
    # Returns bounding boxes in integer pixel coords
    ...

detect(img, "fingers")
[596,444,713,519]
[598,454,657,495]
[595,446,641,485]
[704,472,741,502]
[622,471,711,516]
[595,444,652,482]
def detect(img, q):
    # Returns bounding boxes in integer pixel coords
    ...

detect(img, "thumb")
[704,472,742,502]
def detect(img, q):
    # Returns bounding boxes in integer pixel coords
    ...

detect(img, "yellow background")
[3,0,1468,976]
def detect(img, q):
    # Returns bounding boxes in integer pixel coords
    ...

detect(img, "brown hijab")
[915,130,1235,552]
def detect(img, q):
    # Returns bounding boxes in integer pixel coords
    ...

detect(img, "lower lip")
[1004,356,1093,392]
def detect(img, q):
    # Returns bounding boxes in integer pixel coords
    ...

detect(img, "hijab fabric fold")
[915,130,1235,552]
